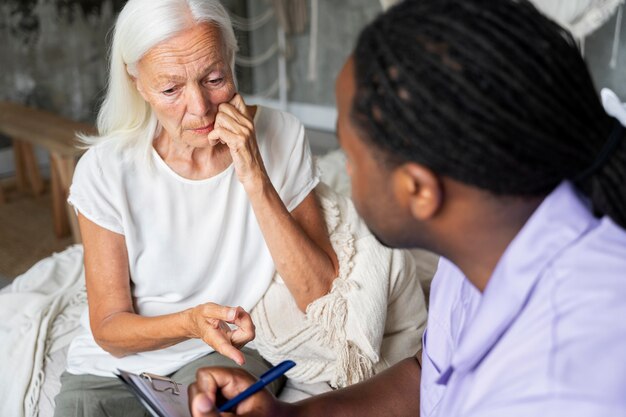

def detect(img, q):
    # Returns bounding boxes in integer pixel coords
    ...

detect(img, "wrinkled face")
[134,23,235,147]
[336,57,415,248]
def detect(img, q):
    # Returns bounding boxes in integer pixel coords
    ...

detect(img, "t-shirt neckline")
[151,106,262,185]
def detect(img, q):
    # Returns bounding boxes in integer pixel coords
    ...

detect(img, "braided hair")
[352,0,626,228]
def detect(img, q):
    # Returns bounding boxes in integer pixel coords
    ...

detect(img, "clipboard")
[117,369,192,417]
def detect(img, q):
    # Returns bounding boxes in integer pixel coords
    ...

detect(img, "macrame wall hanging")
[227,0,318,109]
[228,5,280,99]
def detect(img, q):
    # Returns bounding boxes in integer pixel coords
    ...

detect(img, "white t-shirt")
[66,106,319,377]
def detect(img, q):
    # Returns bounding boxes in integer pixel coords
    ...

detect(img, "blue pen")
[218,360,296,413]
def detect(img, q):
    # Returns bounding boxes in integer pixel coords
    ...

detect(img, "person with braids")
[187,0,626,416]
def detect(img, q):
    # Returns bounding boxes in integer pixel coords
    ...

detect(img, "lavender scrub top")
[421,181,626,417]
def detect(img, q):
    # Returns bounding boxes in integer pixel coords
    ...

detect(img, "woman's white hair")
[80,0,238,163]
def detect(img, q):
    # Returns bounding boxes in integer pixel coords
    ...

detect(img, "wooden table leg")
[21,142,45,195]
[50,153,81,243]
[12,140,45,196]
[50,154,70,238]
[12,140,29,193]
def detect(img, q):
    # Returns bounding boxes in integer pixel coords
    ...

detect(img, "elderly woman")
[53,0,342,415]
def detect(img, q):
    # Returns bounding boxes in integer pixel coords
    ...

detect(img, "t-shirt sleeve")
[67,147,124,234]
[263,111,320,212]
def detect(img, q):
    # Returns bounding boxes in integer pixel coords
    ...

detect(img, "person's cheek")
[224,81,237,103]
[211,89,232,109]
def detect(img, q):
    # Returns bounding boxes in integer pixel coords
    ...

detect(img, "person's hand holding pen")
[189,361,295,417]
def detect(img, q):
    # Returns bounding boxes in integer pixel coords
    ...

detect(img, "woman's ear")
[392,162,442,221]
[126,64,147,100]
[132,76,149,103]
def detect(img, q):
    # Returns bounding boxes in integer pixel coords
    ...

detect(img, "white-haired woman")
[53,0,339,415]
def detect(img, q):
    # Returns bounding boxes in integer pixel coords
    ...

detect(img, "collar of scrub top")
[436,181,597,385]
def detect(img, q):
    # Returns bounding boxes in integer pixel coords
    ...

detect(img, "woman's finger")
[198,303,239,322]
[228,93,249,118]
[207,127,251,155]
[229,308,255,346]
[218,102,253,129]
[202,325,246,365]
[215,110,251,137]
[207,126,242,147]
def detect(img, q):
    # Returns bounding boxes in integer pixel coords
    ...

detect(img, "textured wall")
[0,0,247,123]
[0,0,122,122]
[0,0,624,120]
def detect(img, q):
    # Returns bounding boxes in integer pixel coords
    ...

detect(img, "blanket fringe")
[256,184,376,388]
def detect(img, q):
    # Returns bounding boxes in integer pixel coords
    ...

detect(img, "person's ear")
[133,77,149,102]
[393,162,442,220]
[127,65,148,101]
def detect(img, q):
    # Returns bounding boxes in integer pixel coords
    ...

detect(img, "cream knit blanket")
[252,183,431,388]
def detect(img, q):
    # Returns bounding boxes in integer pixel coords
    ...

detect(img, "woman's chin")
[180,132,211,147]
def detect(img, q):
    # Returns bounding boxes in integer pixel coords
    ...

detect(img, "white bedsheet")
[0,245,86,417]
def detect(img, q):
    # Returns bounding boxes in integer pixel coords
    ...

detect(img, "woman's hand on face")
[208,94,267,190]
[185,304,255,366]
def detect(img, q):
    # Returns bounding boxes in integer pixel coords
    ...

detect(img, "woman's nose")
[186,85,211,117]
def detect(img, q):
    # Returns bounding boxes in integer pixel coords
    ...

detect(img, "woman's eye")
[162,87,177,96]
[206,77,224,86]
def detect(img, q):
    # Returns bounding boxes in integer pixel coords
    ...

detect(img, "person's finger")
[203,326,246,366]
[207,127,248,152]
[215,340,246,366]
[215,110,247,136]
[206,310,254,349]
[218,102,253,129]
[197,367,259,404]
[228,93,248,117]
[229,328,253,349]
[198,303,238,322]
[216,318,233,334]
[190,393,219,417]
[229,307,255,347]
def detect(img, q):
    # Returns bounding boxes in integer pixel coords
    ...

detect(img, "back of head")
[352,0,626,228]
[82,0,237,162]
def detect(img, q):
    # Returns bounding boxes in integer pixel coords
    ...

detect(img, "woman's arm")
[247,185,339,311]
[209,94,339,311]
[79,213,254,362]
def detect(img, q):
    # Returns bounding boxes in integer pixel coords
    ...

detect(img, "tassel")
[307,0,319,81]
[580,36,586,56]
[610,4,623,68]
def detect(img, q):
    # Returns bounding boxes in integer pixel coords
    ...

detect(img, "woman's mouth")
[191,123,214,134]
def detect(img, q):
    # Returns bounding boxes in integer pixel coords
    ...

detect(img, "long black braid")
[352,0,626,228]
